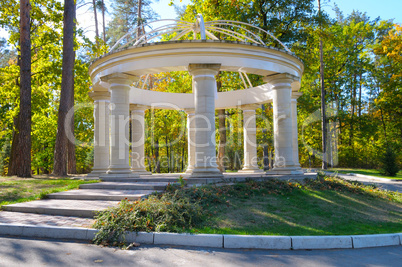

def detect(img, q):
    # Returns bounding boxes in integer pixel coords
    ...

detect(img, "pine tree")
[17,0,32,177]
[53,0,76,176]
[106,0,157,45]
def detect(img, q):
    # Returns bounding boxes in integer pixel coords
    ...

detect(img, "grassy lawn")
[93,176,402,245]
[0,176,98,208]
[329,168,402,180]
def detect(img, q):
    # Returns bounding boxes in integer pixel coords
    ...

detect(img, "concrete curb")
[154,232,223,247]
[291,235,352,250]
[224,235,291,249]
[0,224,401,250]
[352,234,400,248]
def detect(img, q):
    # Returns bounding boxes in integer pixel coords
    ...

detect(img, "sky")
[1,0,402,41]
[151,0,402,24]
[323,0,402,24]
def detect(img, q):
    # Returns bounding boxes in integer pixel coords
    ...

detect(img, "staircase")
[1,180,169,223]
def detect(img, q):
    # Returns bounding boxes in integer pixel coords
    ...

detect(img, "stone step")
[79,182,169,190]
[100,177,181,183]
[0,211,94,228]
[99,176,226,185]
[2,199,119,218]
[48,189,159,201]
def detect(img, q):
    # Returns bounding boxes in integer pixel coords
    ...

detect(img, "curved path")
[325,171,402,193]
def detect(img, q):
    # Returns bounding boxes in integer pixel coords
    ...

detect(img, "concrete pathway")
[325,171,402,193]
[0,236,401,267]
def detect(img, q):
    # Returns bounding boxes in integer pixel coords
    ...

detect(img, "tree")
[53,0,76,176]
[99,0,106,42]
[106,0,157,45]
[249,0,315,47]
[92,0,99,43]
[317,0,327,169]
[14,0,32,177]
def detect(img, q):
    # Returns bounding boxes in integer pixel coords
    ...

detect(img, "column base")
[131,169,152,175]
[267,167,304,175]
[102,165,141,179]
[190,167,224,178]
[86,169,108,177]
[185,166,194,174]
[238,168,265,174]
[100,173,140,180]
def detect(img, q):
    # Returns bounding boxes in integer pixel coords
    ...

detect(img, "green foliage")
[380,147,399,177]
[0,0,401,175]
[106,0,158,46]
[0,0,100,174]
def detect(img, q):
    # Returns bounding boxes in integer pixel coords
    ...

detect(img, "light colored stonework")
[88,17,304,179]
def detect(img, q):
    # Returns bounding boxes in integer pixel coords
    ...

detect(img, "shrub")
[380,147,399,177]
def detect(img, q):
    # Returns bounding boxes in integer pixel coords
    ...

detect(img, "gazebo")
[87,15,304,179]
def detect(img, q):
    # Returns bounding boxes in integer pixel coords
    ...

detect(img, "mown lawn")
[0,176,98,207]
[329,168,402,180]
[194,183,402,236]
[93,176,402,245]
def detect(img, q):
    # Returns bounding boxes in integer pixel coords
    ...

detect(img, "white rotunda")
[87,15,304,179]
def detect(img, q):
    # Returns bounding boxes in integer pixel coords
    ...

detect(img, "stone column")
[264,73,302,174]
[239,104,263,173]
[291,92,303,168]
[188,64,223,178]
[130,104,151,175]
[184,108,196,174]
[100,73,139,179]
[87,90,110,177]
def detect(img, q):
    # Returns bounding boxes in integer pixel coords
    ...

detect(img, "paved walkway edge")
[1,224,401,250]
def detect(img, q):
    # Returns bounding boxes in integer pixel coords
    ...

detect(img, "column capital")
[100,72,139,85]
[184,108,195,114]
[240,104,260,111]
[188,63,221,77]
[263,73,300,85]
[291,92,303,100]
[89,91,111,101]
[130,104,150,111]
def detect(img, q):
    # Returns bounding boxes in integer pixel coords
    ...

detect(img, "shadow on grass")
[194,178,402,236]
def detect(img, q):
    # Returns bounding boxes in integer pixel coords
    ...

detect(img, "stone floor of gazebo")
[86,171,314,184]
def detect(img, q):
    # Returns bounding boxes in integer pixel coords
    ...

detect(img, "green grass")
[329,168,402,180]
[0,176,98,208]
[93,176,402,245]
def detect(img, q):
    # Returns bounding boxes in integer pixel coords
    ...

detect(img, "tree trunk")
[17,0,32,177]
[92,0,99,44]
[349,73,356,146]
[216,72,226,172]
[53,0,76,176]
[101,0,106,43]
[358,72,362,118]
[8,115,20,176]
[261,104,269,170]
[137,0,142,37]
[67,78,76,174]
[217,109,226,172]
[155,139,160,173]
[166,135,169,173]
[318,0,327,170]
